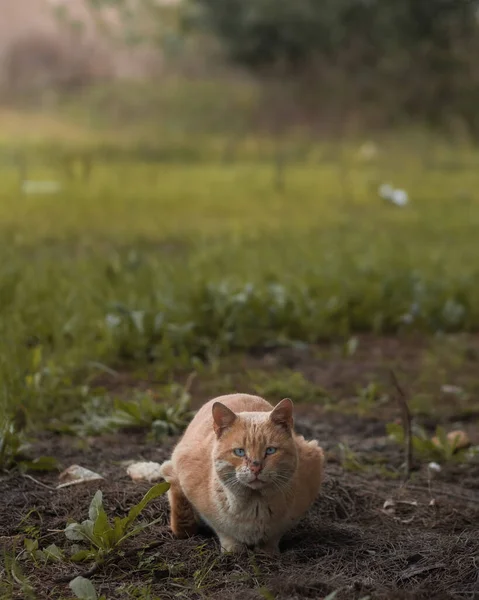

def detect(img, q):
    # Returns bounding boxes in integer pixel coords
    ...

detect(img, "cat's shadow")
[196,521,362,560]
[280,524,362,558]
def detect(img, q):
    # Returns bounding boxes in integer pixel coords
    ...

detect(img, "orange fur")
[159,393,324,554]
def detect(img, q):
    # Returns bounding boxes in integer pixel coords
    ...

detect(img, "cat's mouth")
[245,478,266,489]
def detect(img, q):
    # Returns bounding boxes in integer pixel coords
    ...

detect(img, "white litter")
[428,462,442,473]
[378,184,409,206]
[440,385,463,395]
[22,181,62,195]
[127,461,163,482]
[57,465,104,489]
[390,189,408,206]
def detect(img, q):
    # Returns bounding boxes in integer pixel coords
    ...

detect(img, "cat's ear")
[270,398,294,430]
[212,402,237,437]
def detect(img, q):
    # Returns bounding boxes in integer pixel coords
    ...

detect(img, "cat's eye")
[265,447,277,455]
[233,448,246,457]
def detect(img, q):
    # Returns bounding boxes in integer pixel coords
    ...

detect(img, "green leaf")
[24,539,38,553]
[20,456,60,472]
[89,491,103,521]
[436,426,448,449]
[71,550,96,562]
[386,422,404,443]
[110,517,125,545]
[43,544,65,562]
[92,507,111,547]
[69,576,98,600]
[65,523,89,542]
[123,482,170,527]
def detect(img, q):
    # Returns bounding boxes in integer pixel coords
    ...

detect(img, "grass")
[1,80,479,431]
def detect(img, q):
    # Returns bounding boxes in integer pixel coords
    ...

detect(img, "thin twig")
[398,483,479,505]
[184,371,197,393]
[22,474,56,491]
[390,370,413,481]
[55,561,101,583]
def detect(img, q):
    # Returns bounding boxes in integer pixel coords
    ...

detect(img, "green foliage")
[338,443,366,473]
[3,127,479,425]
[0,419,59,472]
[190,0,477,70]
[24,539,65,565]
[355,382,389,416]
[189,0,479,129]
[249,369,330,404]
[386,423,469,463]
[1,552,35,600]
[70,576,106,600]
[64,483,169,563]
[56,384,192,440]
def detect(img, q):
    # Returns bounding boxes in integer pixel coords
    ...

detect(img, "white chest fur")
[202,486,282,546]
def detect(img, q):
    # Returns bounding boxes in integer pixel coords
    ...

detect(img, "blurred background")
[2,0,479,424]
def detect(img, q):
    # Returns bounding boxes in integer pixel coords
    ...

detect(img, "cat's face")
[212,399,298,492]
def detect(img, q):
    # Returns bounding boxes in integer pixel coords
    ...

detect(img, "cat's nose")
[249,461,263,475]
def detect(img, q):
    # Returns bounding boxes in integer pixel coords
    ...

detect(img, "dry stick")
[390,370,413,481]
[399,484,479,505]
[21,474,56,491]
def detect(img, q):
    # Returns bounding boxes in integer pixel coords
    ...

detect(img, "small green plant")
[355,382,389,416]
[110,384,192,440]
[249,369,330,404]
[60,383,192,440]
[24,538,65,565]
[70,576,106,600]
[1,551,35,600]
[387,423,468,463]
[64,482,169,564]
[0,419,59,472]
[338,443,367,473]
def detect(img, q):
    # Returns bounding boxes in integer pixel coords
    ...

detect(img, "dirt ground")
[1,336,479,600]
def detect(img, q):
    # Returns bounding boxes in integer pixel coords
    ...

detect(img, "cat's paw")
[218,535,246,554]
[256,539,281,556]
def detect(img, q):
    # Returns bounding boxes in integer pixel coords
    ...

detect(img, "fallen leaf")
[57,465,104,489]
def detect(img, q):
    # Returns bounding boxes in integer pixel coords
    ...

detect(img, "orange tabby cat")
[159,393,324,554]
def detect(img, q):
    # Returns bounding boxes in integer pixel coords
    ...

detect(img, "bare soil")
[1,336,479,600]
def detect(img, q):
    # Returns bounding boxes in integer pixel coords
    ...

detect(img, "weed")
[1,551,35,600]
[387,423,470,463]
[57,382,192,440]
[355,382,389,416]
[70,576,106,600]
[338,443,367,473]
[0,419,59,472]
[64,482,169,564]
[249,369,330,404]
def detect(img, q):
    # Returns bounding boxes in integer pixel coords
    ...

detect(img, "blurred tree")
[188,0,478,70]
[186,0,479,133]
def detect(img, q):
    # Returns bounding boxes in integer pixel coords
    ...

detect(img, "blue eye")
[265,447,277,456]
[233,448,246,457]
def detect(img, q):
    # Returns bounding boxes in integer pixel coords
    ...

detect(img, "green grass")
[2,98,479,427]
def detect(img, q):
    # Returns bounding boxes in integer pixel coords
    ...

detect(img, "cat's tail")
[159,460,176,483]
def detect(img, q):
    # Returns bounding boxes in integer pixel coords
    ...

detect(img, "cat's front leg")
[217,533,246,554]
